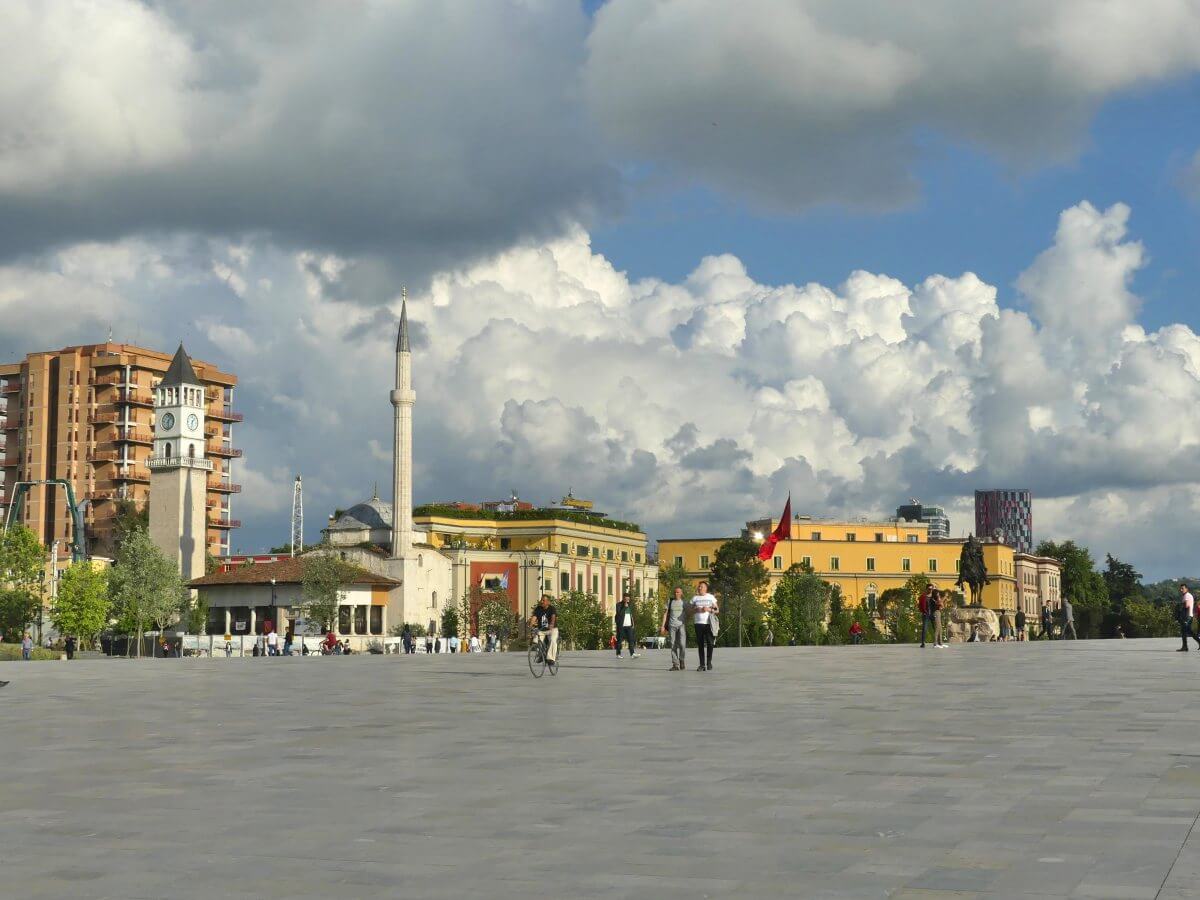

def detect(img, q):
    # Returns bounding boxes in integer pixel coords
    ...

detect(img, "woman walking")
[691,581,718,672]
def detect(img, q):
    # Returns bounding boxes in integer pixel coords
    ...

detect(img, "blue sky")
[593,73,1200,333]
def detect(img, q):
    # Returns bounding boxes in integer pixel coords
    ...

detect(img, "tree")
[1036,540,1109,638]
[768,567,829,645]
[440,605,459,639]
[112,498,149,548]
[51,563,111,645]
[1103,554,1143,636]
[657,560,693,603]
[0,524,46,639]
[299,550,356,633]
[477,598,519,647]
[109,528,184,656]
[709,537,769,647]
[824,585,851,645]
[554,590,607,650]
[1125,598,1176,638]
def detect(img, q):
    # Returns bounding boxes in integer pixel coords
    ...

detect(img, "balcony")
[3,455,20,468]
[208,480,242,494]
[88,451,120,463]
[114,468,150,483]
[209,406,243,423]
[90,412,122,425]
[2,382,22,394]
[207,443,243,459]
[208,516,241,529]
[90,490,119,501]
[117,390,153,407]
[204,421,220,437]
[3,421,17,431]
[114,429,153,445]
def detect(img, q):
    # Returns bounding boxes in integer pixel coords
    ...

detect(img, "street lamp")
[269,577,277,656]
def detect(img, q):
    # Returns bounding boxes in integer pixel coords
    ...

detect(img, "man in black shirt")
[529,594,558,664]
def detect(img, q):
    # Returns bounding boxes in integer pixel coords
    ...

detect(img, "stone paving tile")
[2,639,1199,898]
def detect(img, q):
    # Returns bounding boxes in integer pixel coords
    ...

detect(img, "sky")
[3,0,1200,579]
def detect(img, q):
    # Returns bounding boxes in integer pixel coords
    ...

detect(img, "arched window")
[165,442,172,459]
[418,554,423,568]
[865,583,878,611]
[187,443,195,458]
[431,590,437,609]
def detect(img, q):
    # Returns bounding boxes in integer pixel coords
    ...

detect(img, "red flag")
[757,495,792,561]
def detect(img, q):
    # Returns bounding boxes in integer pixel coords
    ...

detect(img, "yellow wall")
[659,528,1017,612]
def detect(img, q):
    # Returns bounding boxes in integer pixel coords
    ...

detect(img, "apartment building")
[0,342,241,560]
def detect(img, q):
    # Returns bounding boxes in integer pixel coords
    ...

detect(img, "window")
[673,556,683,567]
[621,551,629,562]
[865,584,878,611]
[811,531,821,541]
[370,606,383,635]
[845,533,856,542]
[955,559,961,572]
[559,543,568,555]
[354,605,367,634]
[902,558,911,572]
[635,553,641,563]
[829,557,840,571]
[866,557,875,571]
[592,547,599,558]
[431,591,437,609]
[928,559,938,573]
[607,549,614,561]
[500,537,511,550]
[773,556,782,570]
[338,606,352,634]
[801,555,811,569]
[907,535,918,543]
[560,572,570,592]
[607,576,613,597]
[165,442,172,458]
[576,545,588,557]
[699,555,710,570]
[592,575,599,594]
[874,533,883,542]
[576,573,584,591]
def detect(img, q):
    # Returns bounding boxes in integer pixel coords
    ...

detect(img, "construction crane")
[3,480,88,563]
[290,475,303,557]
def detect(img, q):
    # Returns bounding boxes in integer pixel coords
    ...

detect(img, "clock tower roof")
[161,343,202,388]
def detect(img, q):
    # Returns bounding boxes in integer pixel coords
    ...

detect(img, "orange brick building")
[0,342,241,561]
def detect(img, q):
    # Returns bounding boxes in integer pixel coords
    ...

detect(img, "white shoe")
[936,643,947,648]
[631,653,640,659]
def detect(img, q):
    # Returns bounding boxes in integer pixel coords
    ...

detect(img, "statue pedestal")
[944,607,1000,643]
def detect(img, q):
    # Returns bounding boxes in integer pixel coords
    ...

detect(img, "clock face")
[160,412,175,431]
[186,414,199,431]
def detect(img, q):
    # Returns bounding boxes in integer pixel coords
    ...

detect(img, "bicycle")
[528,630,558,678]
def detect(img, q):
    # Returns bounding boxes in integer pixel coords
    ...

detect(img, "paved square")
[2,640,1198,898]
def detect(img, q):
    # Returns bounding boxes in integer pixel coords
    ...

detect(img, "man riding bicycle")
[529,594,558,665]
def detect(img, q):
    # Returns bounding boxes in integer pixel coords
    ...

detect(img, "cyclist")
[529,594,558,665]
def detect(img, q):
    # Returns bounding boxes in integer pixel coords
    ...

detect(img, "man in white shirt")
[614,594,640,659]
[691,581,719,672]
[266,629,279,656]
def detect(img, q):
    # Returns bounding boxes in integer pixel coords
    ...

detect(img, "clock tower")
[148,344,212,584]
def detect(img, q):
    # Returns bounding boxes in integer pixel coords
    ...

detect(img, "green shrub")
[0,642,60,661]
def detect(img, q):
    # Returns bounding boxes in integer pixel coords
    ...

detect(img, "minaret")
[390,289,415,558]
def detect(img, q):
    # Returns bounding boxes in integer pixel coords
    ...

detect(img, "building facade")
[896,501,950,540]
[659,517,1019,613]
[1013,552,1063,620]
[0,342,240,560]
[975,489,1033,554]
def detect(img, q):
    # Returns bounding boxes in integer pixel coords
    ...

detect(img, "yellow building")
[659,517,1021,612]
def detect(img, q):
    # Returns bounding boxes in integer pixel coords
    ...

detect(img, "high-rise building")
[974,489,1032,553]
[896,501,950,539]
[0,342,240,560]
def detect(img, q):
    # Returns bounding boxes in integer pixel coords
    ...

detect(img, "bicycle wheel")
[528,642,546,678]
[547,654,558,676]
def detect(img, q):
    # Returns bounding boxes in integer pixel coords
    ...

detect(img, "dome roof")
[330,496,393,531]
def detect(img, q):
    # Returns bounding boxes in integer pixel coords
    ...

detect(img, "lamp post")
[269,577,277,656]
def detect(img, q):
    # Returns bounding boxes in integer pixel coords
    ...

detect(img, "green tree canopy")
[768,567,829,645]
[109,528,184,654]
[709,536,769,647]
[554,590,607,650]
[299,550,357,632]
[52,563,111,642]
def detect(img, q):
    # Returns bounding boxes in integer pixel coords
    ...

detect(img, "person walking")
[448,633,460,654]
[1177,584,1200,651]
[424,634,432,654]
[267,628,279,657]
[998,609,1012,641]
[1040,602,1054,640]
[402,624,413,654]
[1060,597,1078,640]
[283,627,294,656]
[614,594,639,659]
[661,586,688,671]
[64,635,76,660]
[468,633,481,653]
[1015,607,1027,642]
[691,581,718,671]
[21,632,33,661]
[764,626,775,647]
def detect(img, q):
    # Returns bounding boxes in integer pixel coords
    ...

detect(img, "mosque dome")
[330,495,393,531]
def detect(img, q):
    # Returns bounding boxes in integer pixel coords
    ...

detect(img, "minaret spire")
[390,287,415,559]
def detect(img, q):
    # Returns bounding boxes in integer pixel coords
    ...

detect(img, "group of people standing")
[659,581,719,671]
[920,584,1077,645]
